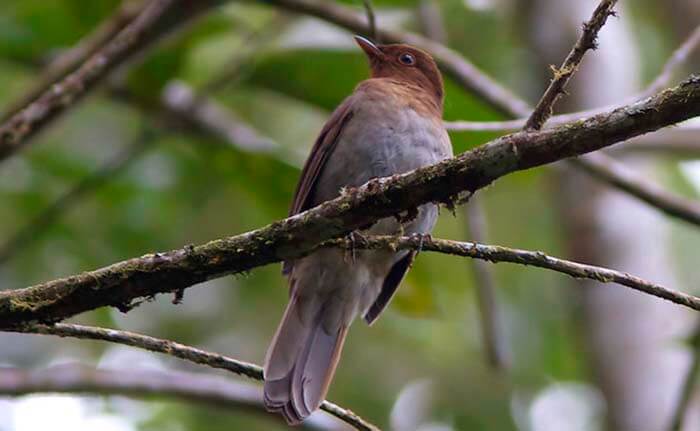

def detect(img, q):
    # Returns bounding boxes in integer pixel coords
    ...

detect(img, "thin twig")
[572,153,700,227]
[0,1,144,122]
[524,0,618,130]
[0,76,699,327]
[0,364,329,430]
[12,323,380,431]
[0,132,152,265]
[517,0,700,270]
[361,0,378,43]
[446,24,700,133]
[669,323,700,431]
[464,200,509,370]
[644,25,700,98]
[327,235,700,311]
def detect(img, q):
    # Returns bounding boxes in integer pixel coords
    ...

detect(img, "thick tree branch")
[11,323,379,431]
[0,76,699,327]
[0,0,527,160]
[0,365,329,430]
[263,0,700,235]
[3,0,691,227]
[524,0,618,130]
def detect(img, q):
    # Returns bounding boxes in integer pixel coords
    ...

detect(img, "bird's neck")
[363,78,443,117]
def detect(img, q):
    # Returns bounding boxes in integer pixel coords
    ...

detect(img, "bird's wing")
[364,251,416,325]
[282,98,355,275]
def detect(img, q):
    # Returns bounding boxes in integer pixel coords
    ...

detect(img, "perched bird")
[263,36,453,425]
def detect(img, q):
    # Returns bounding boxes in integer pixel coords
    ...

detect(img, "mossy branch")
[1,77,700,327]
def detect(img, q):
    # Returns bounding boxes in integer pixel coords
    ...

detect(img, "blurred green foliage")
[0,1,697,430]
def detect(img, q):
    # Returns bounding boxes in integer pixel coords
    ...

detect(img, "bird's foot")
[344,231,367,264]
[410,233,432,254]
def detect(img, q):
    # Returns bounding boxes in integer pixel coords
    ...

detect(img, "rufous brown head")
[354,36,444,106]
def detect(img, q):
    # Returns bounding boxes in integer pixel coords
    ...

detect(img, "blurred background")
[0,0,699,430]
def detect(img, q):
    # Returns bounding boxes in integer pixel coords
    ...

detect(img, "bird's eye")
[398,53,416,66]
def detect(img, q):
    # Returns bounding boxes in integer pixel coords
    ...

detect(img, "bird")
[263,36,453,425]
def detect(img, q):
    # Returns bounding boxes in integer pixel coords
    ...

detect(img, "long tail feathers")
[264,295,348,425]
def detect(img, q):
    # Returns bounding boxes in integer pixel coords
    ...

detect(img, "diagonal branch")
[644,25,700,98]
[0,76,699,327]
[11,323,379,431]
[571,153,700,226]
[524,0,618,130]
[0,0,224,163]
[0,0,174,161]
[0,0,144,122]
[520,1,700,229]
[517,2,700,227]
[0,365,328,430]
[446,23,700,133]
[3,0,691,229]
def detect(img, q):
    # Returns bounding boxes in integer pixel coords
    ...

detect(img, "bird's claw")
[410,233,431,254]
[344,231,367,264]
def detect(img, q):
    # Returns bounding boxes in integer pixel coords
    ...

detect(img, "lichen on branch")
[0,75,699,328]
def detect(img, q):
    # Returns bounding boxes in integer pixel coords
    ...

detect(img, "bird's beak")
[354,35,382,60]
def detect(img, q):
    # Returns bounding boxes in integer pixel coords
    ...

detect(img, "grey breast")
[313,97,452,209]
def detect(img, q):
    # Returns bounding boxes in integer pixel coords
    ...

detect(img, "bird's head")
[354,36,444,106]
